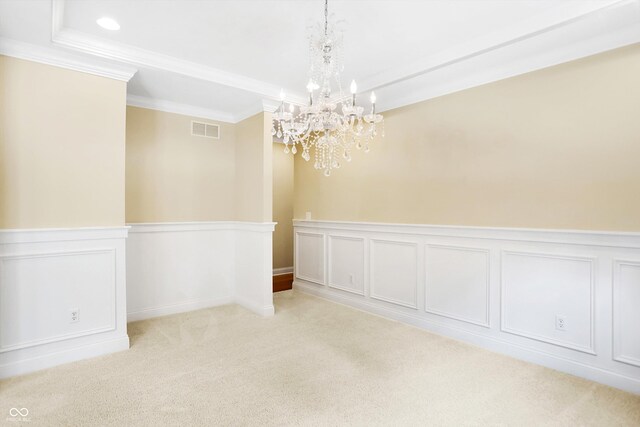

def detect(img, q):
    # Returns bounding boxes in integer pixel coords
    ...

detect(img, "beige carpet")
[1,291,639,426]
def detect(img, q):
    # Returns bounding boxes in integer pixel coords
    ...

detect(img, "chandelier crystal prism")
[272,0,384,176]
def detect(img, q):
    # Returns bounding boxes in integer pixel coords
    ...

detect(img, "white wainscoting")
[425,244,490,327]
[328,235,365,295]
[235,223,276,317]
[127,222,275,320]
[0,227,129,379]
[370,239,418,309]
[295,232,325,285]
[502,251,595,354]
[613,260,640,368]
[293,220,640,394]
[0,222,275,379]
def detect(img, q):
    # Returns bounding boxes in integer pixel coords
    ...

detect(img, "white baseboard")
[129,295,273,322]
[235,295,275,317]
[127,296,234,322]
[294,280,640,395]
[0,334,129,380]
[273,266,293,276]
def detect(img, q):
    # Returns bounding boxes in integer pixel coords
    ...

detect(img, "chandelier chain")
[324,0,328,37]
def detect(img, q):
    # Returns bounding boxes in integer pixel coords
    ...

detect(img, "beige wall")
[294,44,640,232]
[235,112,272,222]
[272,143,294,269]
[125,106,236,223]
[0,55,126,229]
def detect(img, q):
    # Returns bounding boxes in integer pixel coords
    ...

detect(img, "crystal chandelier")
[272,0,384,176]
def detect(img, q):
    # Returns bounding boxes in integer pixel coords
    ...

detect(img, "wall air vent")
[191,121,220,139]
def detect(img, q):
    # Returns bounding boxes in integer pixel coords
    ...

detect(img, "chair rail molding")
[293,219,640,395]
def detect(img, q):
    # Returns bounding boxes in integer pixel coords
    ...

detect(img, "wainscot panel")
[328,235,365,295]
[0,227,129,379]
[425,244,490,327]
[295,232,325,285]
[613,260,640,367]
[370,239,418,309]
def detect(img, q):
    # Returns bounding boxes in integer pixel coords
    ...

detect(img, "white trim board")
[127,95,235,123]
[0,38,137,82]
[127,296,234,322]
[235,295,275,318]
[126,221,275,233]
[293,220,640,249]
[273,267,293,276]
[0,226,129,244]
[127,95,279,124]
[0,335,129,380]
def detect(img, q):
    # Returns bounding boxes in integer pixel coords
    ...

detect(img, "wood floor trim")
[273,273,293,293]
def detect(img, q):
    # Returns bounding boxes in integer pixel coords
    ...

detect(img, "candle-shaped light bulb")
[306,79,316,93]
[370,91,376,104]
[289,103,295,113]
[350,80,357,108]
[279,89,285,101]
[350,80,357,94]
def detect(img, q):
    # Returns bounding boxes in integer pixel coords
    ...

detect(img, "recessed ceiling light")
[96,17,120,31]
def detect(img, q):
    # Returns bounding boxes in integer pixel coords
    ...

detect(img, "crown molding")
[0,37,137,81]
[127,95,236,123]
[127,95,284,124]
[357,0,631,94]
[375,0,640,113]
[233,103,270,123]
[51,19,307,104]
[233,99,281,123]
[262,99,280,113]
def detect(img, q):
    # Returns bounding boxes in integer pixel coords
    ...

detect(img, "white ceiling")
[1,0,639,122]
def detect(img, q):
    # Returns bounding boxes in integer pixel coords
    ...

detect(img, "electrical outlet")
[555,315,566,331]
[69,308,79,323]
[349,274,355,284]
